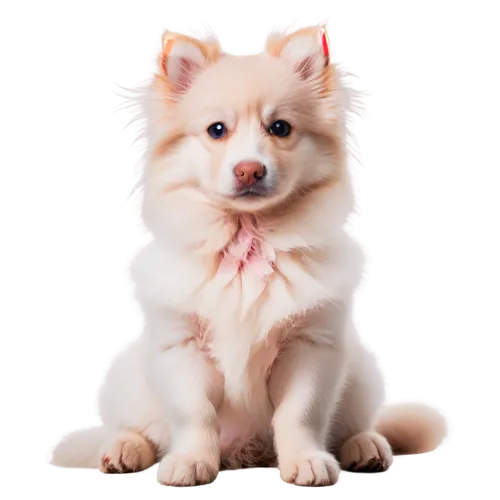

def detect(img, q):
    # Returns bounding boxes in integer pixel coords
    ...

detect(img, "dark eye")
[268,120,292,137]
[207,122,227,139]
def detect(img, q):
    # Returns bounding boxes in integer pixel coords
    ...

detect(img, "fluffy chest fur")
[133,194,361,402]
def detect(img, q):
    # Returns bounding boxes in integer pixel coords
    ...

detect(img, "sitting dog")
[52,26,446,487]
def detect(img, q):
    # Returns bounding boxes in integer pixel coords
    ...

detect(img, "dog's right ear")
[160,32,222,94]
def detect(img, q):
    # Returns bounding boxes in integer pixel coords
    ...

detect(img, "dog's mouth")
[236,190,267,198]
[231,185,274,199]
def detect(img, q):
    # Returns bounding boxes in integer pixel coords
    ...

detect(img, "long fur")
[52,26,446,487]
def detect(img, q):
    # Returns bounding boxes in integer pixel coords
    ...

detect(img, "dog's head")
[143,27,350,216]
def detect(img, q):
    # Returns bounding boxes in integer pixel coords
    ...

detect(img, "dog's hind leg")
[99,430,157,473]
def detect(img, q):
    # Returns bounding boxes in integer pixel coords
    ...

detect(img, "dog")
[52,25,446,487]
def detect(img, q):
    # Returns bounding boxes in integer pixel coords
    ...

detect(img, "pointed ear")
[266,26,330,79]
[160,32,222,93]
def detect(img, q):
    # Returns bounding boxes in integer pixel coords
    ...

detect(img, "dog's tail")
[375,403,447,454]
[51,427,106,468]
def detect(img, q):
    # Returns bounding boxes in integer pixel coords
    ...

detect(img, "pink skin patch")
[219,423,245,450]
[220,216,275,279]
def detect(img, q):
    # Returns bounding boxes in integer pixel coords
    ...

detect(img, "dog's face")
[148,27,343,214]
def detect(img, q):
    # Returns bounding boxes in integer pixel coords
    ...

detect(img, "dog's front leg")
[143,309,223,486]
[268,306,348,486]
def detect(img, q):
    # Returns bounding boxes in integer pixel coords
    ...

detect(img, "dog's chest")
[195,219,281,323]
[189,220,332,401]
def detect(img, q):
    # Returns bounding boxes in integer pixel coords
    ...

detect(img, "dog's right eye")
[207,122,227,139]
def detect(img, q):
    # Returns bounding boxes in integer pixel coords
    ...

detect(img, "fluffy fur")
[52,26,446,486]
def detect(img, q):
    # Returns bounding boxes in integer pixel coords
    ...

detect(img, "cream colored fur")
[52,26,446,487]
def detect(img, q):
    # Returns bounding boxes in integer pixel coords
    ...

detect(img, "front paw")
[157,454,218,486]
[279,451,340,486]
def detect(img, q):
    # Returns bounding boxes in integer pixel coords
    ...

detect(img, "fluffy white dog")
[52,26,446,487]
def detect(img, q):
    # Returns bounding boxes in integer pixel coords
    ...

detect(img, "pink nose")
[233,161,266,186]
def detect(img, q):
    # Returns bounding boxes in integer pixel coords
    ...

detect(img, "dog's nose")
[233,161,266,186]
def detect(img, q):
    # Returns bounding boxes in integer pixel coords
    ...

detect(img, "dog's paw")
[99,432,156,473]
[279,450,340,486]
[157,454,218,486]
[340,431,393,473]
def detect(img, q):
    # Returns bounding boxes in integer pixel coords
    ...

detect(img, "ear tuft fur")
[160,32,222,93]
[265,26,330,79]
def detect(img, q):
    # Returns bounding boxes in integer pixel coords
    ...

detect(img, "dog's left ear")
[265,26,330,79]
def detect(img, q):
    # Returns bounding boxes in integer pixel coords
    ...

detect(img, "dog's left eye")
[207,122,227,139]
[268,120,292,137]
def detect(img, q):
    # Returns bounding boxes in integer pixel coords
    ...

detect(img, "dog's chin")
[226,194,275,213]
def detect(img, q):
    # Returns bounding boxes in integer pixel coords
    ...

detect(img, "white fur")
[217,118,275,196]
[52,26,446,487]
